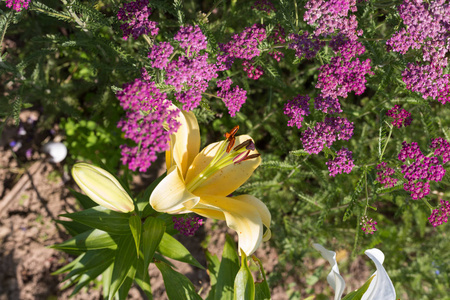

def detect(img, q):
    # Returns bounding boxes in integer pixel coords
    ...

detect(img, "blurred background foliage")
[1,0,449,298]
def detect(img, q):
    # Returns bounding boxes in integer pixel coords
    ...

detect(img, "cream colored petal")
[72,163,134,213]
[150,166,200,214]
[193,195,264,256]
[362,249,396,300]
[233,195,271,241]
[312,244,345,300]
[166,107,200,178]
[185,135,261,197]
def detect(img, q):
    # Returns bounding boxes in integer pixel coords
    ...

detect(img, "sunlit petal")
[150,166,200,214]
[72,163,134,213]
[193,195,264,256]
[166,107,200,177]
[233,195,271,241]
[185,135,261,196]
[362,249,396,300]
[312,243,345,300]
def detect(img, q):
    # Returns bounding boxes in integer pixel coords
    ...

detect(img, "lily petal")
[150,166,200,214]
[185,135,261,197]
[166,107,200,178]
[312,243,345,300]
[192,195,264,256]
[362,249,396,300]
[72,163,134,213]
[233,195,271,241]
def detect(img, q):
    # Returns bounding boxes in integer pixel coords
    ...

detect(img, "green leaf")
[129,215,142,258]
[205,251,221,300]
[341,275,375,300]
[155,261,202,300]
[134,257,153,300]
[157,233,204,269]
[109,235,137,300]
[51,229,118,251]
[55,220,92,237]
[69,188,97,209]
[118,263,137,300]
[215,235,240,300]
[234,251,255,300]
[51,254,84,275]
[61,206,131,235]
[142,217,166,275]
[65,249,115,281]
[252,256,270,300]
[103,264,113,299]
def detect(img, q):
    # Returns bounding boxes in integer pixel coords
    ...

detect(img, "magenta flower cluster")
[428,199,450,227]
[284,95,310,129]
[304,0,362,41]
[376,162,398,188]
[398,141,447,200]
[252,0,275,14]
[288,32,324,60]
[4,0,30,11]
[174,25,207,57]
[148,42,174,69]
[430,137,450,164]
[387,0,450,104]
[116,78,180,172]
[217,78,247,117]
[314,95,342,114]
[173,216,204,236]
[117,0,159,40]
[386,105,412,128]
[301,117,354,154]
[360,215,378,234]
[326,147,354,177]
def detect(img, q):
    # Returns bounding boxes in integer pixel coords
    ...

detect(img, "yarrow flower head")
[288,32,324,60]
[314,95,342,114]
[376,162,398,188]
[116,78,180,172]
[242,60,264,80]
[173,216,204,236]
[386,105,412,128]
[301,117,354,154]
[428,199,450,227]
[360,215,378,234]
[4,0,30,11]
[326,147,354,176]
[430,137,450,164]
[284,95,310,129]
[148,42,174,69]
[173,25,207,57]
[217,78,247,117]
[117,0,159,40]
[252,0,275,14]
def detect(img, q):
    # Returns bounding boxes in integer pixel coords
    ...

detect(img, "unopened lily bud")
[72,163,135,213]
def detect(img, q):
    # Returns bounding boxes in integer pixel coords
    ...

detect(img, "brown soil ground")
[0,110,371,300]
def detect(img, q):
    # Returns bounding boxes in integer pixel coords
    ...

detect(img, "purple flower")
[117,0,159,40]
[242,60,264,80]
[217,78,247,117]
[252,0,276,14]
[376,162,398,188]
[173,216,204,236]
[386,105,412,128]
[4,0,30,11]
[284,95,310,129]
[360,215,378,234]
[430,137,450,164]
[428,199,450,227]
[148,42,174,69]
[174,25,207,57]
[116,78,180,172]
[288,32,324,60]
[326,147,354,176]
[314,95,342,114]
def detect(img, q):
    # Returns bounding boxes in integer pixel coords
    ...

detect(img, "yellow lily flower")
[150,108,271,256]
[72,163,135,213]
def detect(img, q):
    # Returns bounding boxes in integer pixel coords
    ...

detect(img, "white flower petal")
[362,249,396,300]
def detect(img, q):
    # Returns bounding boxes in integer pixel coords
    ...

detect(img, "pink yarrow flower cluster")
[387,0,450,104]
[360,215,378,234]
[386,105,412,128]
[301,116,354,154]
[252,0,275,14]
[173,216,204,236]
[217,78,247,117]
[376,162,398,188]
[288,32,324,60]
[314,95,342,114]
[428,199,450,227]
[117,77,180,172]
[284,95,310,129]
[117,0,159,40]
[304,0,362,41]
[398,140,448,199]
[174,25,207,57]
[4,0,30,11]
[430,137,450,163]
[326,147,354,176]
[148,42,174,69]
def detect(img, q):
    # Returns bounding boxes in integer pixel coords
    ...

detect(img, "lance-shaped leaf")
[155,261,202,300]
[118,262,137,300]
[69,188,97,209]
[234,250,255,300]
[109,235,137,300]
[64,249,115,281]
[72,163,135,213]
[205,251,220,300]
[61,206,131,235]
[157,232,204,269]
[215,235,240,300]
[135,257,153,300]
[55,220,92,236]
[253,256,270,300]
[129,215,142,257]
[142,217,165,273]
[342,275,375,300]
[51,229,118,251]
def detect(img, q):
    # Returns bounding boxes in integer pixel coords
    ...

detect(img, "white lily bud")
[72,163,134,213]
